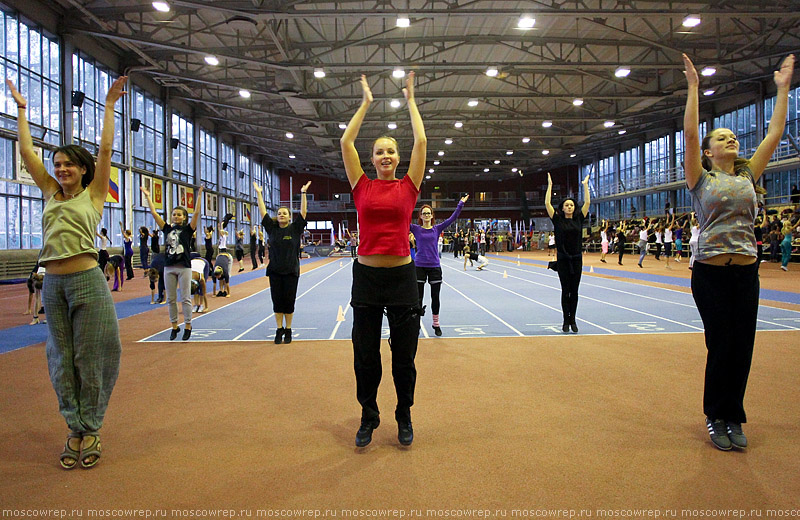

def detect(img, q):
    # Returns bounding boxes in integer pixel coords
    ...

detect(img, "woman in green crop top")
[7,76,128,469]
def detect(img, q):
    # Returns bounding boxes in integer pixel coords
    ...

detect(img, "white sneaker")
[781,265,788,271]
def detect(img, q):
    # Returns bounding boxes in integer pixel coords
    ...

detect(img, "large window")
[643,135,669,187]
[171,111,193,184]
[619,145,639,192]
[132,86,165,175]
[597,155,615,197]
[72,53,123,162]
[237,152,249,198]
[220,142,235,196]
[199,127,217,190]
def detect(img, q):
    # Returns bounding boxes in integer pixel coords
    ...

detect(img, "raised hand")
[582,174,590,185]
[403,71,416,102]
[252,181,262,194]
[140,186,151,198]
[682,54,699,87]
[460,194,470,203]
[301,181,312,193]
[547,172,553,185]
[105,76,128,105]
[774,54,795,89]
[5,80,27,108]
[360,75,373,104]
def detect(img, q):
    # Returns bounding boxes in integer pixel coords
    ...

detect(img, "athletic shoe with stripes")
[726,422,747,449]
[706,417,732,451]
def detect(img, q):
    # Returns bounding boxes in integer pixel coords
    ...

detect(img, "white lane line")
[442,279,524,336]
[444,264,615,334]
[329,302,350,340]
[234,261,351,341]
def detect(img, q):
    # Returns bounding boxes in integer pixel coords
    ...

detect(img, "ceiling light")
[517,16,535,29]
[204,56,219,66]
[570,153,577,158]
[604,121,615,128]
[703,89,716,96]
[238,90,251,99]
[454,121,463,128]
[429,168,435,173]
[494,160,500,164]
[313,68,326,79]
[285,132,294,139]
[387,122,397,130]
[511,167,518,173]
[542,120,553,128]
[390,99,401,108]
[396,16,410,28]
[426,175,431,180]
[682,15,701,28]
[433,160,440,165]
[506,150,514,155]
[338,123,347,130]
[152,1,170,12]
[522,137,530,144]
[614,67,631,78]
[486,67,499,77]
[701,67,716,77]
[573,98,584,106]
[438,151,445,156]
[393,68,405,79]
[618,130,627,135]
[484,168,490,173]
[288,154,295,159]
[542,150,550,155]
[468,99,479,107]
[444,138,453,145]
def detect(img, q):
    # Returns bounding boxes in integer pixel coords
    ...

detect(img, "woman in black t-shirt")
[254,180,309,344]
[142,185,204,340]
[545,172,590,333]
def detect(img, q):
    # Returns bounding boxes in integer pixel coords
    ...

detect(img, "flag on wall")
[186,186,195,212]
[106,166,120,203]
[153,178,164,211]
[243,203,251,223]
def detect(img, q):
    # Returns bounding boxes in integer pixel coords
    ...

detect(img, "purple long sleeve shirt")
[410,201,465,268]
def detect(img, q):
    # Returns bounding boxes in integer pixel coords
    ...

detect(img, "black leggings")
[124,252,134,279]
[268,273,299,314]
[618,244,625,264]
[250,244,258,269]
[556,257,582,322]
[691,261,759,423]
[417,282,442,315]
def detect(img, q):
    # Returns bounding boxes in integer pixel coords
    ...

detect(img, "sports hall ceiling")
[36,1,800,181]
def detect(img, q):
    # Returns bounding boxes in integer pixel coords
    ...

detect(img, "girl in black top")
[150,228,160,254]
[235,229,245,272]
[254,180,309,344]
[142,185,204,340]
[204,226,214,266]
[139,226,150,272]
[545,172,591,333]
[249,226,259,270]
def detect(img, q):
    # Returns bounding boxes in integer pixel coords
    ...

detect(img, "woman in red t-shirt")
[340,72,427,448]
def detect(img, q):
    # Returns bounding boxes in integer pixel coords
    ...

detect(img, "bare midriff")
[357,254,412,268]
[42,253,98,274]
[697,252,757,266]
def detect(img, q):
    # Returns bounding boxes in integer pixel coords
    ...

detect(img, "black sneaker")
[283,328,293,344]
[274,327,284,344]
[706,417,732,451]
[562,320,570,333]
[182,328,192,341]
[398,421,414,446]
[433,326,442,337]
[170,328,179,341]
[570,320,579,333]
[726,422,748,449]
[355,418,380,447]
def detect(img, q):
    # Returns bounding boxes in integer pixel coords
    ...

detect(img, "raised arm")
[340,75,371,189]
[581,174,590,217]
[749,55,795,180]
[90,76,128,211]
[682,54,703,190]
[190,185,204,230]
[544,172,555,218]
[140,186,166,229]
[403,71,428,190]
[253,182,268,219]
[438,194,469,230]
[300,181,311,220]
[5,80,60,198]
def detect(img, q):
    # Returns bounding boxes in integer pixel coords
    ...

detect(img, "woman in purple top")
[410,194,468,336]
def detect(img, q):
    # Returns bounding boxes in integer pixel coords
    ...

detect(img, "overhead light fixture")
[285,132,294,139]
[493,160,500,164]
[542,150,550,155]
[517,16,535,29]
[573,98,584,106]
[618,129,627,135]
[396,16,410,28]
[486,67,499,77]
[511,167,518,173]
[152,1,170,12]
[484,168,490,173]
[288,154,295,159]
[570,153,577,158]
[387,122,397,130]
[614,67,631,78]
[454,121,463,128]
[542,120,553,128]
[429,168,435,173]
[682,15,701,28]
[468,99,479,107]
[604,120,615,128]
[204,55,219,66]
[390,99,401,108]
[444,138,453,145]
[701,67,716,76]
[506,150,514,155]
[338,123,347,130]
[313,68,326,78]
[438,151,445,156]
[522,137,530,144]
[426,175,431,180]
[433,160,440,165]
[393,68,405,79]
[703,89,716,96]
[239,90,251,98]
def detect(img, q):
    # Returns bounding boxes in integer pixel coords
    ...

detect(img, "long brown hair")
[700,131,766,195]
